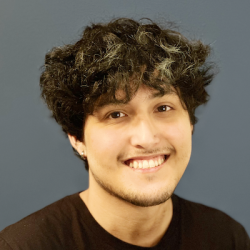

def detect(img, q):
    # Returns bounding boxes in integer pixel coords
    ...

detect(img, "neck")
[80,184,173,247]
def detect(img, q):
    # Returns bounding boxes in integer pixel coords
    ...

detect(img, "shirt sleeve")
[0,237,12,250]
[237,225,250,250]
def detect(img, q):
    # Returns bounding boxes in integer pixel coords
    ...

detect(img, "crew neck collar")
[69,192,181,249]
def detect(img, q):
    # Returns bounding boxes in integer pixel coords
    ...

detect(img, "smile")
[124,155,168,169]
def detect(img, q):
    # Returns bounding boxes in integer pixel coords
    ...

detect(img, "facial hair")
[90,168,174,207]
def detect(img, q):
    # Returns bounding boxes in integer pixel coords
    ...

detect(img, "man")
[0,18,249,249]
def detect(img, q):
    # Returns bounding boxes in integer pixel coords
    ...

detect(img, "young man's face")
[80,84,193,207]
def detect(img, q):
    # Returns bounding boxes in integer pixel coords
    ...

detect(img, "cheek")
[161,120,192,151]
[86,126,126,159]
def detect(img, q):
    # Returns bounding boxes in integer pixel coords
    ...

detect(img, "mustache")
[118,146,175,161]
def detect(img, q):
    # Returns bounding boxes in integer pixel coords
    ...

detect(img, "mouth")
[124,154,169,170]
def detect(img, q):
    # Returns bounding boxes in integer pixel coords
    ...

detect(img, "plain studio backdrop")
[1,0,250,234]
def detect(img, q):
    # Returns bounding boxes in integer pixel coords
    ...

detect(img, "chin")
[97,176,175,207]
[118,190,174,207]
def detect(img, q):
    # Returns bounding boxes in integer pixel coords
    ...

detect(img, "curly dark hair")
[40,18,215,170]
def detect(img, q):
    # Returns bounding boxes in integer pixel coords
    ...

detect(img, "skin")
[69,84,193,247]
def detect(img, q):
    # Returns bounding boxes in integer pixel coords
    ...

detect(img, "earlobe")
[80,151,87,160]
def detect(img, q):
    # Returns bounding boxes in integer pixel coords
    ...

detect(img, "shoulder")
[173,194,250,249]
[0,193,83,250]
[176,194,244,229]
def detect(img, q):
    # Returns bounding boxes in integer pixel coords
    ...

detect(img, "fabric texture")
[0,192,249,250]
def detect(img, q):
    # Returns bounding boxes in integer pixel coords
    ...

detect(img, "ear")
[68,134,86,155]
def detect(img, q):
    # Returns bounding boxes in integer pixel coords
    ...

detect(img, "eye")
[108,111,126,119]
[157,105,171,112]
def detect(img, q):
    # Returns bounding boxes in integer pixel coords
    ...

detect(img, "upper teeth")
[128,156,165,169]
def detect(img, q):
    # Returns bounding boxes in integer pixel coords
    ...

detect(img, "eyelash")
[107,105,171,119]
[157,105,171,112]
[108,111,126,119]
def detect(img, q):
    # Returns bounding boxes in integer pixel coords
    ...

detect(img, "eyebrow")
[93,88,177,112]
[149,89,177,99]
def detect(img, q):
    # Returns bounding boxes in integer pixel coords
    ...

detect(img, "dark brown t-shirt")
[0,193,249,250]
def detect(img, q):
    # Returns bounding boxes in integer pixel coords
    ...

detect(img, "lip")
[123,155,169,173]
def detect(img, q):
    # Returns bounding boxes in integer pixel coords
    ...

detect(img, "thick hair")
[40,18,215,170]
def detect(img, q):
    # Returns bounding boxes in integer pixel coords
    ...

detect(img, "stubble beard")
[91,169,174,207]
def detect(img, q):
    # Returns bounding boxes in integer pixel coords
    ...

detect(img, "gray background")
[1,0,249,235]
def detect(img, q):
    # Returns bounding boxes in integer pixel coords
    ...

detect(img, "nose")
[130,116,160,149]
